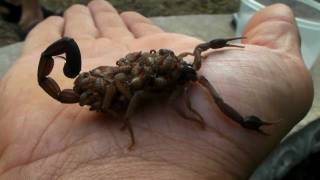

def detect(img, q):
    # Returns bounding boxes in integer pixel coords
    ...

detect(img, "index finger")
[88,0,134,43]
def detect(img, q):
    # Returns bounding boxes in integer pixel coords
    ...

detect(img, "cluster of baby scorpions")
[38,37,271,149]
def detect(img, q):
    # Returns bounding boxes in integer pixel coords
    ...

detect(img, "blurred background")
[0,0,240,47]
[1,0,319,67]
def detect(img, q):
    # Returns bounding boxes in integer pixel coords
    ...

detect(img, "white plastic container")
[235,0,320,69]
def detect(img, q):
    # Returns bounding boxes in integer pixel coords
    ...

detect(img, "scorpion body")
[73,49,197,115]
[38,37,271,149]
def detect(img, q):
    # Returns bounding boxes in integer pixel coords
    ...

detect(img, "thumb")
[242,4,301,57]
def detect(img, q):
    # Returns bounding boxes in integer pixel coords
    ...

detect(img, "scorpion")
[38,37,271,149]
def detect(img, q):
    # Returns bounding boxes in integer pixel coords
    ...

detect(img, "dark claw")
[195,37,246,52]
[192,37,246,70]
[197,76,272,135]
[206,37,246,49]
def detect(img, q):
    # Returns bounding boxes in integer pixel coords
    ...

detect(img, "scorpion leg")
[185,86,206,129]
[123,90,144,149]
[101,84,119,117]
[113,70,132,100]
[123,90,154,149]
[102,84,116,111]
[38,37,81,103]
[169,86,205,129]
[198,76,271,134]
[193,37,245,70]
[122,118,135,150]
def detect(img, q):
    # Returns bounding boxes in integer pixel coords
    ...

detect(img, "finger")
[88,0,134,42]
[242,4,301,56]
[121,11,164,38]
[64,4,98,40]
[22,16,64,54]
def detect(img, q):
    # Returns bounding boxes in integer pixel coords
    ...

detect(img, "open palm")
[0,1,313,179]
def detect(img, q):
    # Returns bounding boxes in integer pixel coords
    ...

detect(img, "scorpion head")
[178,62,197,83]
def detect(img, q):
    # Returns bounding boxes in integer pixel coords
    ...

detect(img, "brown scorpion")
[38,37,271,149]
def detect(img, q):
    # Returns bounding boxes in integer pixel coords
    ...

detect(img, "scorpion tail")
[37,37,81,103]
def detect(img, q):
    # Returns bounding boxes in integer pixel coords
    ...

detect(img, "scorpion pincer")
[38,37,271,149]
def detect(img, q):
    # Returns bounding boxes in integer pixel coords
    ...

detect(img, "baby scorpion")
[38,37,271,149]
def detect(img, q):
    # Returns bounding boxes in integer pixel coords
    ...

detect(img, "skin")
[0,0,313,179]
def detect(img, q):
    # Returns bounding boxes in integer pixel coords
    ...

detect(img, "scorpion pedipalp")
[38,37,81,103]
[192,36,246,70]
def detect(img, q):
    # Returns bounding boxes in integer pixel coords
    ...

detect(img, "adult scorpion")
[38,37,271,149]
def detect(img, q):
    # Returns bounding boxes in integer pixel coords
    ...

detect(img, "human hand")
[0,0,313,179]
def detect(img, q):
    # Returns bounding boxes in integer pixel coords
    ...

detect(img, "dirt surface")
[0,17,20,46]
[0,0,239,47]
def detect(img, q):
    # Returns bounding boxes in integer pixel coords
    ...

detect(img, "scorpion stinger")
[37,37,81,103]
